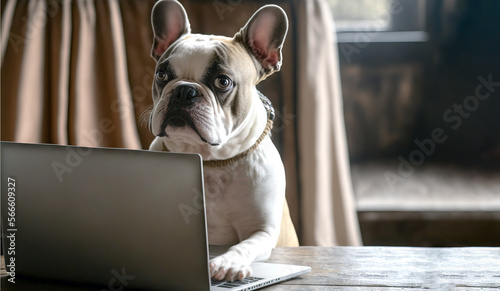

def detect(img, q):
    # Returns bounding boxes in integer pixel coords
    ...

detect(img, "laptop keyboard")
[211,276,264,288]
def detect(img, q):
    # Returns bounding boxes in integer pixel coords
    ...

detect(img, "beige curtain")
[1,0,361,246]
[294,0,361,246]
[1,0,157,148]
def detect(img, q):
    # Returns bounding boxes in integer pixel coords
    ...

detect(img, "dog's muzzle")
[158,84,202,136]
[172,84,199,107]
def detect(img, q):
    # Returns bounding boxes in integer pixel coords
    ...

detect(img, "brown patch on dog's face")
[149,2,287,147]
[150,35,259,146]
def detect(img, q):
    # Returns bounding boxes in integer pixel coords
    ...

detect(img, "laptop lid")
[1,141,211,290]
[1,141,311,291]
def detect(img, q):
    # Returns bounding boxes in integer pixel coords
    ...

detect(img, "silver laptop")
[1,141,310,290]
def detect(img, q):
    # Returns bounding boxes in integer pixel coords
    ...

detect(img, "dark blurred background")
[330,0,500,246]
[1,0,498,248]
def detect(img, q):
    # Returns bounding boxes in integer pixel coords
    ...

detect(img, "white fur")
[151,85,267,161]
[205,137,286,280]
[150,92,285,281]
[149,1,288,282]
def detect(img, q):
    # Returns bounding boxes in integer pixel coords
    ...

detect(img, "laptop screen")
[1,142,210,290]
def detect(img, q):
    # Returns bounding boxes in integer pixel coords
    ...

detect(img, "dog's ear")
[151,0,191,61]
[235,5,288,79]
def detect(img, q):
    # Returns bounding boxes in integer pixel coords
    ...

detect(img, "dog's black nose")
[173,84,198,105]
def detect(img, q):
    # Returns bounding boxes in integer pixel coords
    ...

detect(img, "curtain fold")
[15,0,46,143]
[294,0,361,246]
[1,0,362,246]
[107,0,141,149]
[53,0,71,144]
[1,0,16,64]
[1,0,154,148]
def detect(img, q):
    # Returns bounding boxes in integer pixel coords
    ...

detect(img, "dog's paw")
[209,255,252,282]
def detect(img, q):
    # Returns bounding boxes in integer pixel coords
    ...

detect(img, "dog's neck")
[162,118,273,167]
[161,94,270,162]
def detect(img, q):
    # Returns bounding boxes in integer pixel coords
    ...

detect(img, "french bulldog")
[147,0,289,282]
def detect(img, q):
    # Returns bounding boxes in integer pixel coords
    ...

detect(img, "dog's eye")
[214,76,233,91]
[156,70,168,82]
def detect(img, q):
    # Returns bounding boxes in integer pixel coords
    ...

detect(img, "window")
[328,0,392,31]
[327,0,427,33]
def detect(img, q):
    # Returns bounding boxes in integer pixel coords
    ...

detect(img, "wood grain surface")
[265,247,500,290]
[2,247,499,290]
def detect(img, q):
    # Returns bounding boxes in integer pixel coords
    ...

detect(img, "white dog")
[147,0,290,281]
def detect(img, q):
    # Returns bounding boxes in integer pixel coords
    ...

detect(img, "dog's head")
[148,0,287,147]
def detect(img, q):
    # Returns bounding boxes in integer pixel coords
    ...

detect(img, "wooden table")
[266,247,500,290]
[2,247,499,290]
